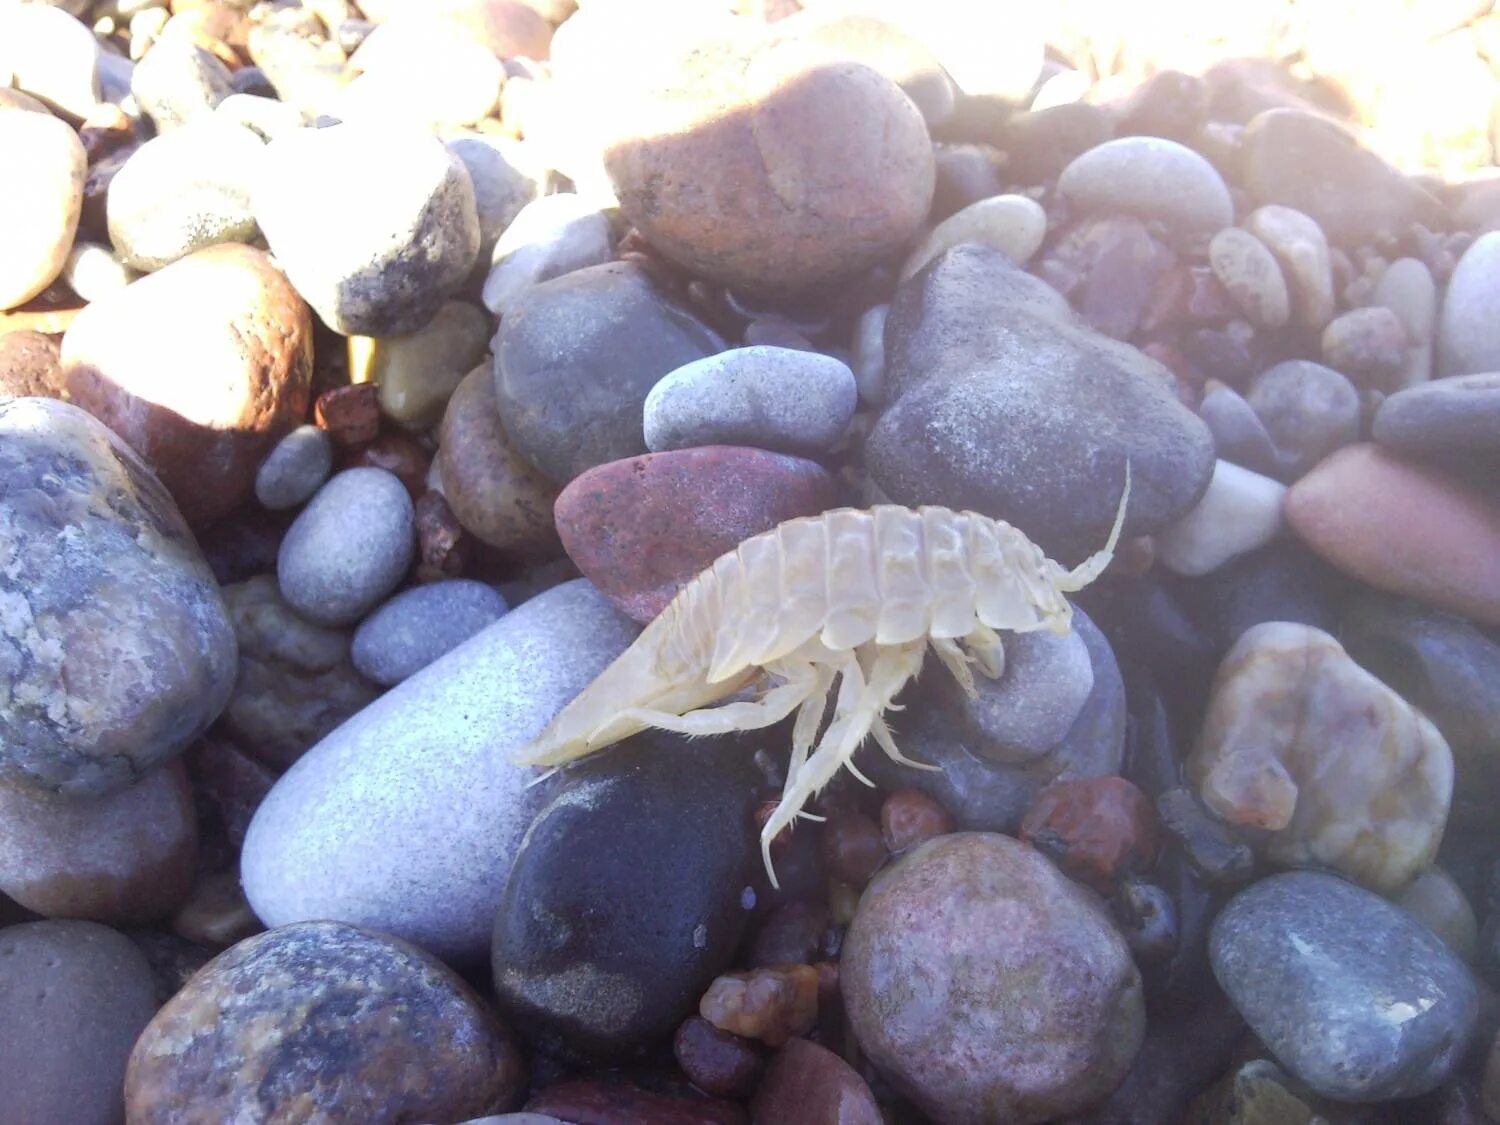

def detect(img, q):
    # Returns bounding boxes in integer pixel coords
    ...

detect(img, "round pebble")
[1439,230,1500,377]
[1056,136,1233,237]
[1244,204,1335,330]
[1245,359,1361,481]
[480,192,613,318]
[351,579,509,686]
[61,240,137,302]
[255,423,334,510]
[0,4,101,121]
[1208,226,1290,329]
[276,467,416,627]
[1372,256,1437,388]
[898,193,1048,282]
[0,108,86,310]
[356,299,491,431]
[1320,305,1407,387]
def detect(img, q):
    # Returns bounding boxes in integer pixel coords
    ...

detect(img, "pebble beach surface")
[5,1,1500,1122]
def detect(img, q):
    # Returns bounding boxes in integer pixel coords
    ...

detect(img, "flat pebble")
[1286,443,1500,626]
[242,580,638,961]
[125,921,523,1123]
[0,109,86,310]
[1244,204,1335,330]
[480,192,612,317]
[0,398,237,796]
[1188,621,1452,892]
[357,299,491,430]
[1245,359,1361,481]
[1373,372,1500,462]
[843,833,1144,1124]
[1211,871,1478,1101]
[898,193,1046,282]
[554,446,837,622]
[1156,459,1286,577]
[254,121,481,336]
[105,119,263,272]
[255,423,333,510]
[996,100,1113,182]
[644,346,856,456]
[1208,226,1290,328]
[276,467,415,627]
[352,579,509,686]
[0,920,158,1125]
[61,243,315,525]
[1373,256,1437,388]
[0,4,101,121]
[130,33,232,130]
[1439,231,1500,377]
[1057,136,1232,237]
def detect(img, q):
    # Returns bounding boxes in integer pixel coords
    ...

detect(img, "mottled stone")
[554,446,837,622]
[0,920,158,1125]
[130,34,232,130]
[255,424,333,511]
[843,833,1144,1124]
[899,193,1047,283]
[219,576,378,771]
[0,397,237,796]
[1036,214,1176,342]
[357,299,490,431]
[242,580,639,962]
[0,329,64,398]
[1211,871,1478,1101]
[125,921,523,1123]
[603,36,934,294]
[1286,443,1500,626]
[253,121,481,336]
[1321,305,1406,388]
[1244,205,1335,331]
[61,243,315,525]
[1245,360,1360,481]
[438,363,560,555]
[314,382,380,448]
[1208,227,1289,329]
[0,109,86,310]
[1155,459,1286,577]
[494,260,724,484]
[1439,231,1500,377]
[699,964,819,1047]
[1020,776,1159,892]
[1057,136,1233,237]
[351,579,508,686]
[1188,621,1452,893]
[480,192,613,318]
[1374,372,1500,462]
[0,762,195,925]
[751,1037,881,1125]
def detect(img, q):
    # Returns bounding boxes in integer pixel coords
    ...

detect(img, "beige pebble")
[1155,459,1285,577]
[1208,226,1290,329]
[350,300,491,431]
[1245,204,1335,331]
[1372,256,1437,388]
[1394,867,1478,962]
[899,193,1046,283]
[0,110,86,310]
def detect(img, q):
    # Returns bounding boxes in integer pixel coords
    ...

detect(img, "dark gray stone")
[1177,537,1342,652]
[1198,380,1281,477]
[1210,871,1480,1102]
[0,397,237,796]
[866,245,1214,561]
[492,737,758,1061]
[1373,372,1500,460]
[352,579,509,686]
[494,261,725,484]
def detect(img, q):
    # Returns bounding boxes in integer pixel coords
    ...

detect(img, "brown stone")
[340,430,431,500]
[61,244,314,525]
[125,921,524,1124]
[699,964,820,1047]
[191,735,276,849]
[0,328,64,397]
[750,1037,882,1125]
[172,870,264,949]
[604,34,934,295]
[1287,443,1500,626]
[1019,776,1160,892]
[78,102,136,163]
[415,489,474,581]
[438,362,560,556]
[674,1016,765,1100]
[315,382,382,447]
[820,807,885,888]
[0,762,196,925]
[879,788,953,854]
[526,1075,747,1125]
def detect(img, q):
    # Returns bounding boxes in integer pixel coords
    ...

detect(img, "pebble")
[415,489,473,582]
[1197,380,1281,477]
[851,303,887,406]
[820,808,886,888]
[1287,443,1500,626]
[1155,459,1287,576]
[0,763,195,926]
[494,260,725,483]
[242,580,638,961]
[253,121,481,336]
[61,243,315,525]
[314,381,380,447]
[1056,136,1233,237]
[62,240,137,302]
[604,35,934,294]
[171,868,262,950]
[0,328,65,398]
[124,921,523,1123]
[750,1037,882,1125]
[1208,226,1290,329]
[525,1076,746,1125]
[869,245,1214,560]
[1440,231,1500,377]
[1373,371,1500,464]
[898,193,1048,282]
[354,299,490,431]
[643,346,857,457]
[1019,776,1160,892]
[1245,359,1361,481]
[674,1017,765,1100]
[105,119,263,272]
[214,92,303,142]
[492,738,758,1059]
[1180,535,1342,652]
[1210,871,1478,1101]
[480,192,613,317]
[383,0,554,61]
[879,788,954,854]
[338,19,504,130]
[129,33,232,130]
[1188,621,1453,893]
[255,423,334,510]
[1373,256,1438,388]
[1154,788,1256,885]
[218,575,378,771]
[1396,867,1480,963]
[1038,214,1177,341]
[995,101,1114,183]
[194,736,276,849]
[0,397,237,796]
[1243,204,1336,331]
[0,920,158,1125]
[699,964,820,1046]
[447,133,544,268]
[0,109,86,310]
[437,362,561,555]
[843,833,1144,1124]
[276,467,415,627]
[351,579,509,686]
[0,5,101,121]
[1320,305,1407,387]
[554,446,837,622]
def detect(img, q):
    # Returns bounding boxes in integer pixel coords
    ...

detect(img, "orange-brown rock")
[1286,443,1500,627]
[0,329,65,397]
[61,244,314,525]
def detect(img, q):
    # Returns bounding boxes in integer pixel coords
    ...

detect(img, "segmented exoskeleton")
[515,469,1131,885]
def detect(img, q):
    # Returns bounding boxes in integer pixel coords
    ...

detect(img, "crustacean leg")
[608,659,821,741]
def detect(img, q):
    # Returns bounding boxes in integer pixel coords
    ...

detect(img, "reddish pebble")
[820,809,885,888]
[674,1016,766,1100]
[414,490,471,582]
[880,789,954,854]
[527,1075,747,1125]
[699,964,821,1047]
[1020,777,1160,892]
[79,103,136,162]
[315,383,380,446]
[553,445,838,623]
[750,1037,881,1125]
[747,899,833,968]
[340,431,430,499]
[0,330,64,398]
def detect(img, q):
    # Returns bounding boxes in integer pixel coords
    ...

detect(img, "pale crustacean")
[515,469,1131,885]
